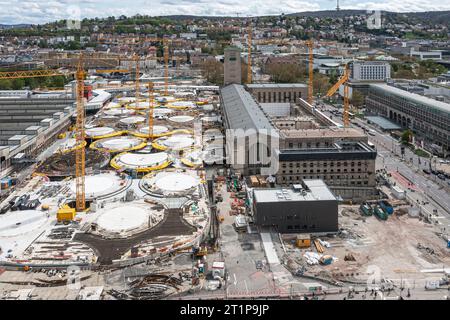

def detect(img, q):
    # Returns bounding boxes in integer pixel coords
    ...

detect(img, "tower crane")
[247,21,252,84]
[163,38,169,96]
[147,82,154,139]
[0,55,87,211]
[306,39,314,105]
[75,54,86,211]
[325,64,351,127]
[134,53,141,103]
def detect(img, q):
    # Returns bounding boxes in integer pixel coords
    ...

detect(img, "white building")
[350,61,391,82]
[410,49,442,61]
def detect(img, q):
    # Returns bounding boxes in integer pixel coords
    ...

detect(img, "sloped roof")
[221,84,275,131]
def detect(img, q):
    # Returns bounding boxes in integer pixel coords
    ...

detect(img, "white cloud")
[0,0,448,25]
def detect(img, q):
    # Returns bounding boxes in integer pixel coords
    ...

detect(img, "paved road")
[317,103,450,218]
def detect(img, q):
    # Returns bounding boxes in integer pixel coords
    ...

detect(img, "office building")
[350,61,391,82]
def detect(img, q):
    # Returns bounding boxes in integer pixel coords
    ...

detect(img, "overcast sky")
[1,0,449,25]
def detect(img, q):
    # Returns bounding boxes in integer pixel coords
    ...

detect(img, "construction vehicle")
[57,204,76,223]
[360,202,373,216]
[193,246,208,258]
[374,204,388,221]
[379,200,394,215]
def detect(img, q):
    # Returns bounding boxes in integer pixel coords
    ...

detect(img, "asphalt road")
[317,103,450,219]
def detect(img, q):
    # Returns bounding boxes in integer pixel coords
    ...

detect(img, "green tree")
[351,90,365,108]
[11,78,25,90]
[401,129,413,144]
[0,79,13,90]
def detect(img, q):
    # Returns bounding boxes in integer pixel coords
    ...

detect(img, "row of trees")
[0,76,69,90]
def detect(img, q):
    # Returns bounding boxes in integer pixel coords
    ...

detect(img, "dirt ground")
[291,205,450,283]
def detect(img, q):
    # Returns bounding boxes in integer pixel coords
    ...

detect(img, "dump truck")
[374,205,388,221]
[360,202,373,216]
[379,200,394,215]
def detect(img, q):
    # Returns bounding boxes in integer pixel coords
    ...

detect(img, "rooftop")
[281,127,366,139]
[246,83,307,89]
[220,84,275,131]
[370,83,450,114]
[366,116,402,131]
[253,179,336,203]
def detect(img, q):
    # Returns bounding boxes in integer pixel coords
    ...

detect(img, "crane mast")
[134,53,140,103]
[148,82,154,139]
[325,64,351,127]
[306,39,314,105]
[164,39,169,96]
[75,54,86,211]
[247,22,252,84]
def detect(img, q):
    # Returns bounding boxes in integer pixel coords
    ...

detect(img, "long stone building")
[220,84,377,201]
[246,83,308,103]
[0,94,75,178]
[366,83,450,155]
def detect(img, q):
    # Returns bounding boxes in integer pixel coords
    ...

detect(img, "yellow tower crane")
[75,54,86,211]
[134,53,140,103]
[164,39,169,96]
[147,82,154,139]
[247,22,252,84]
[325,64,351,127]
[306,39,314,105]
[0,57,87,211]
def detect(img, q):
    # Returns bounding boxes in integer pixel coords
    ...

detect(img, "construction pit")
[36,149,111,180]
[0,87,220,267]
[0,87,222,299]
[280,204,450,287]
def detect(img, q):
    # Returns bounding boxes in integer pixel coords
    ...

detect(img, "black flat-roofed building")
[252,180,338,234]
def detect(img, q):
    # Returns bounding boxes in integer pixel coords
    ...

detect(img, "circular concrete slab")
[114,152,169,169]
[153,172,200,192]
[139,125,169,136]
[93,136,146,152]
[169,115,195,123]
[103,108,133,116]
[86,127,116,138]
[158,134,194,150]
[96,205,148,232]
[119,116,146,125]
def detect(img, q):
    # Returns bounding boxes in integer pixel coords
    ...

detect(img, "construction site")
[0,33,449,301]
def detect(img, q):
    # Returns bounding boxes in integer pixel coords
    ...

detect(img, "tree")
[11,79,25,90]
[265,62,305,83]
[401,129,413,144]
[351,90,365,108]
[200,59,223,86]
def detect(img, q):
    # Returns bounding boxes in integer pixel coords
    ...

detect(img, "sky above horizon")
[0,0,449,25]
